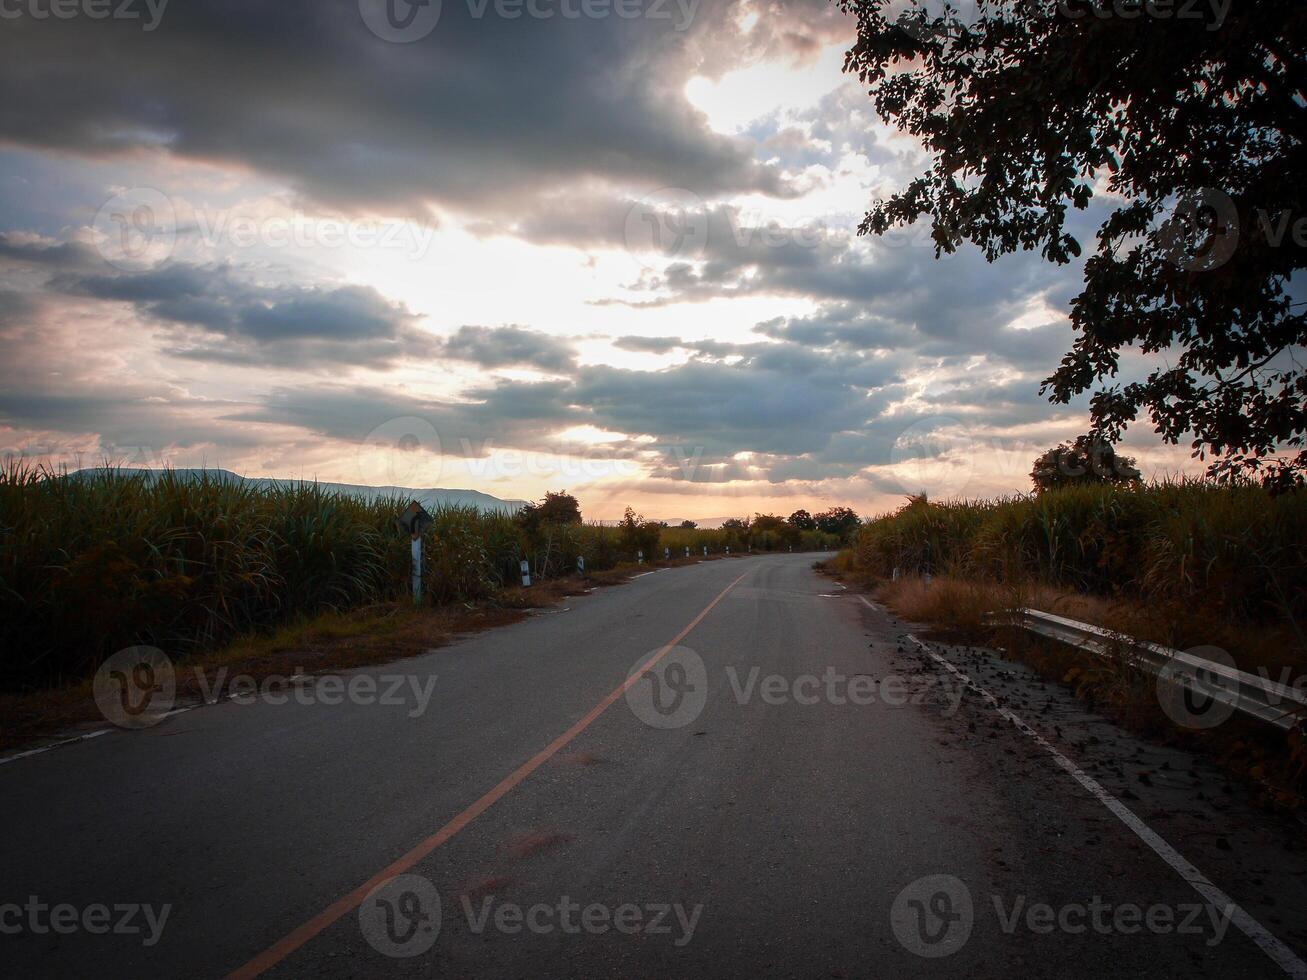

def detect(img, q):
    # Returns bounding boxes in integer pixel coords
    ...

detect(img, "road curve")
[2,553,1304,977]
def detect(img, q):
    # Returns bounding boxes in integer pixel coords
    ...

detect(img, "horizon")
[53,461,871,524]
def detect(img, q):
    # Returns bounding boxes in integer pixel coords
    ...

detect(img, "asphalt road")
[3,553,1305,978]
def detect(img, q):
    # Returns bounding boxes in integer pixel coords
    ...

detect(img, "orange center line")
[227,568,750,979]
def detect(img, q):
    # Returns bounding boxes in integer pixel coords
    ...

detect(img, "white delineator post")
[665,547,670,560]
[395,501,432,606]
[578,556,585,574]
[684,546,689,558]
[520,559,531,587]
[411,535,422,604]
[638,550,644,564]
[703,546,707,557]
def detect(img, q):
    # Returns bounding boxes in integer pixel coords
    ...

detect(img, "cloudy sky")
[0,0,1195,519]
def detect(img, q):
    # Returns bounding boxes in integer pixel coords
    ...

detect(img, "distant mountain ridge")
[69,468,529,513]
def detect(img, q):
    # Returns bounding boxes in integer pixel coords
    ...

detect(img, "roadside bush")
[847,481,1307,626]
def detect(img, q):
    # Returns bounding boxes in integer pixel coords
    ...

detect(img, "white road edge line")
[859,597,1306,978]
[631,571,655,579]
[0,728,110,766]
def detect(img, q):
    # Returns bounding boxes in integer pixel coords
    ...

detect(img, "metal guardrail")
[1007,607,1307,734]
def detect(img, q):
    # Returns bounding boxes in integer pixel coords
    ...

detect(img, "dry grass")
[873,574,1304,679]
[0,560,667,752]
[845,572,1307,810]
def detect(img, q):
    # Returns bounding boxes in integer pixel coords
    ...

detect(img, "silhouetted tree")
[516,490,582,535]
[815,506,861,541]
[1030,436,1142,493]
[841,0,1305,487]
[788,509,816,531]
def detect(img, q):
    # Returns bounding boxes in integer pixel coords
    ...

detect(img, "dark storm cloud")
[231,380,582,457]
[0,0,847,216]
[0,233,102,270]
[0,288,42,327]
[50,262,433,368]
[438,325,577,372]
[613,334,684,354]
[756,300,1074,370]
[230,333,912,481]
[0,388,258,454]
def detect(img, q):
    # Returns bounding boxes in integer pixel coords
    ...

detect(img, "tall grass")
[0,462,835,689]
[848,481,1307,628]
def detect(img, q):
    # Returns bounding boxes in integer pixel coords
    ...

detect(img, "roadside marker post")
[411,539,421,601]
[577,556,585,574]
[638,550,644,564]
[703,546,707,557]
[665,547,670,560]
[520,560,531,587]
[393,501,433,605]
[684,546,689,558]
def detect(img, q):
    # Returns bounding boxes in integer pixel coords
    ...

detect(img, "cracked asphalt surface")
[3,553,1304,977]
